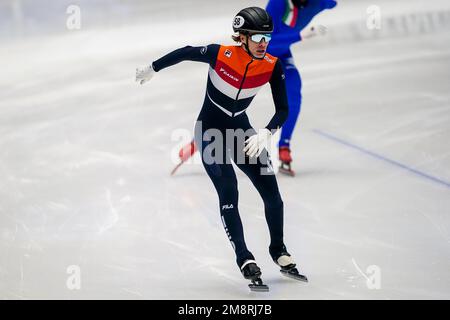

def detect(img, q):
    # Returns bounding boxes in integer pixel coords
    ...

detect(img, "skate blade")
[248,283,269,292]
[280,270,308,282]
[279,167,295,177]
[170,161,184,176]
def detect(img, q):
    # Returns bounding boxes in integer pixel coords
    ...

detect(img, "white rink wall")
[2,0,450,40]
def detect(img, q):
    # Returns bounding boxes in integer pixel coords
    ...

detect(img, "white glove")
[135,64,155,85]
[243,129,272,158]
[301,25,328,39]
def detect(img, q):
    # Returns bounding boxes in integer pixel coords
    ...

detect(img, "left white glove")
[300,24,328,39]
[243,128,272,158]
[135,64,155,85]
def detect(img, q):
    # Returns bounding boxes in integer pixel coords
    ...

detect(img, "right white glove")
[243,128,272,158]
[135,64,155,85]
[300,25,328,39]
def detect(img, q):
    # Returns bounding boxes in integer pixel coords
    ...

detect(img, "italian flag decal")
[282,0,298,27]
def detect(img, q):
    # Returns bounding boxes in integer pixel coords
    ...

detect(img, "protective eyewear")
[249,33,272,43]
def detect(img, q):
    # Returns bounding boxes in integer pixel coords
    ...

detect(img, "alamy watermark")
[66,265,81,290]
[66,5,81,30]
[171,121,277,175]
[352,258,381,290]
[367,5,382,30]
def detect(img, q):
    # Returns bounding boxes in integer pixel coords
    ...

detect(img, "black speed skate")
[274,253,308,283]
[240,260,269,292]
[280,265,308,282]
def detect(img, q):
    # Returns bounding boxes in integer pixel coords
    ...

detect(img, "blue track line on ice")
[312,129,450,190]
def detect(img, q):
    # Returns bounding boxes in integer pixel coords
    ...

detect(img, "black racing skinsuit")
[153,44,290,268]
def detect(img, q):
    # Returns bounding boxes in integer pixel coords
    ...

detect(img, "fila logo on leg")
[222,204,234,210]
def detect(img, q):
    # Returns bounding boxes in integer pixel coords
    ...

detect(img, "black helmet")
[232,7,273,34]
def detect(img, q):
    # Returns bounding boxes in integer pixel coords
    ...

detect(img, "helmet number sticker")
[233,16,245,29]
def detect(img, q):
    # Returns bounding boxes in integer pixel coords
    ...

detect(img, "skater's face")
[241,33,270,59]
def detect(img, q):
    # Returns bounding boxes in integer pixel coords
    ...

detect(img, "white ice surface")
[0,0,450,299]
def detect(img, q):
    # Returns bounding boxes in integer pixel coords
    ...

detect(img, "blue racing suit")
[266,0,337,147]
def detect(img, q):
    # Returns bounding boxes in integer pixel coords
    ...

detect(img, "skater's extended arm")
[266,59,289,131]
[136,44,219,85]
[152,44,220,72]
[267,0,337,45]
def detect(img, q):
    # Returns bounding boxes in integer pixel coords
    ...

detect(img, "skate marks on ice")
[312,129,450,189]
